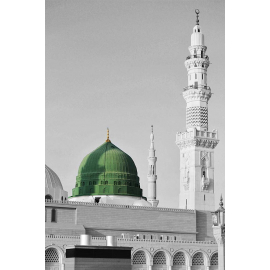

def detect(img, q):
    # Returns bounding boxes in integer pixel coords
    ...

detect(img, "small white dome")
[45,165,63,190]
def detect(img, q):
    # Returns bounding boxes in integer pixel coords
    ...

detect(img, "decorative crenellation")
[176,129,219,150]
[183,88,212,103]
[45,199,195,213]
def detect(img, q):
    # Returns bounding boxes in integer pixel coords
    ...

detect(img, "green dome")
[71,141,143,198]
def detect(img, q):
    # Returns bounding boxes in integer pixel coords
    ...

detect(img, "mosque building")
[45,10,225,270]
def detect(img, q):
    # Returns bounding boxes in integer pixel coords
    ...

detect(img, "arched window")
[45,195,52,201]
[51,209,56,222]
[153,251,166,265]
[173,252,185,265]
[105,181,108,185]
[118,181,121,185]
[192,252,204,265]
[64,197,66,201]
[174,236,177,241]
[210,253,218,265]
[93,181,96,185]
[132,251,146,265]
[82,182,85,186]
[45,248,59,263]
[114,181,117,185]
[61,196,63,201]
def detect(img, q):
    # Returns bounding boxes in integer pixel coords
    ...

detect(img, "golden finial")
[106,127,111,142]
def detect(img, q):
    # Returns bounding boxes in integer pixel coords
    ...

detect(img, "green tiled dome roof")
[71,141,143,198]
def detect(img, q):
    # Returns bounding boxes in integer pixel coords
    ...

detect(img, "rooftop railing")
[45,199,195,213]
[45,234,216,245]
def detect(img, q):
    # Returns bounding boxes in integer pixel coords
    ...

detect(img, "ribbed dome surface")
[71,141,142,198]
[45,165,63,190]
[78,141,138,176]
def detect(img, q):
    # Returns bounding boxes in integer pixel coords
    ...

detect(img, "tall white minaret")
[176,10,219,211]
[147,125,159,207]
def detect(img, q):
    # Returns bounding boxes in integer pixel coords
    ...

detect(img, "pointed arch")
[210,252,218,265]
[191,250,210,266]
[45,245,64,264]
[171,249,191,266]
[132,248,151,265]
[152,248,171,266]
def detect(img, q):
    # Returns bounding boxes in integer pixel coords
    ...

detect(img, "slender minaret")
[175,10,219,211]
[212,195,225,270]
[147,125,159,207]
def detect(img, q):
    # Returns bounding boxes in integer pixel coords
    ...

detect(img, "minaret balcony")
[183,84,211,91]
[176,129,219,149]
[186,55,209,60]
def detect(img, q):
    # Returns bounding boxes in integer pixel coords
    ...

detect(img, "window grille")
[173,252,185,265]
[210,253,218,265]
[153,251,166,265]
[45,248,59,263]
[192,252,204,265]
[132,251,146,265]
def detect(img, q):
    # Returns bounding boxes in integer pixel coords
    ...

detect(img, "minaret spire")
[195,9,200,25]
[147,125,159,207]
[150,125,154,150]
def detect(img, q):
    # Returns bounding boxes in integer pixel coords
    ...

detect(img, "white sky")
[45,0,225,209]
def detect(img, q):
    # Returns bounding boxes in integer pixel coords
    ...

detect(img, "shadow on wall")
[196,211,214,241]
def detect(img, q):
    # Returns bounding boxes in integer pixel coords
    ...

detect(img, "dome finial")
[106,127,111,142]
[195,9,200,25]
